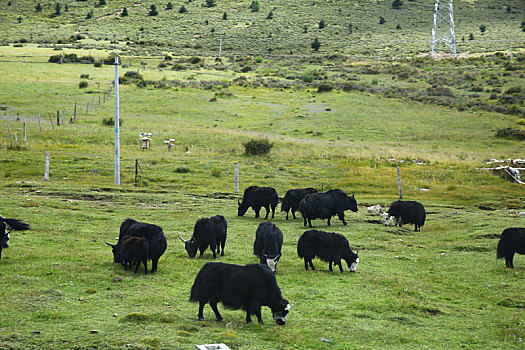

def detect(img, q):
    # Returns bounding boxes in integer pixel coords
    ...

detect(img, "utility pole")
[431,0,457,57]
[114,34,120,185]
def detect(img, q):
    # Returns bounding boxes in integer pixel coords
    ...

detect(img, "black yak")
[238,186,279,219]
[179,215,227,259]
[0,216,31,259]
[383,200,426,232]
[121,236,149,274]
[497,227,525,268]
[281,188,318,220]
[297,230,359,273]
[298,189,358,228]
[253,222,283,272]
[190,262,290,325]
[105,218,167,273]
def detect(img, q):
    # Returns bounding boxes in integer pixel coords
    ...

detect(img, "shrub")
[175,167,190,173]
[243,139,273,155]
[80,74,89,79]
[317,84,333,93]
[102,117,123,126]
[319,19,326,29]
[506,86,523,94]
[166,2,173,10]
[121,7,128,16]
[311,37,321,51]
[205,0,216,7]
[78,81,88,88]
[149,4,158,16]
[179,5,187,13]
[392,0,403,9]
[250,0,260,12]
[495,128,525,140]
[94,61,102,67]
[189,56,201,64]
[379,16,385,24]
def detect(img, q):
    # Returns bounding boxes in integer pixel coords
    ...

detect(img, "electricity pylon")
[431,0,457,57]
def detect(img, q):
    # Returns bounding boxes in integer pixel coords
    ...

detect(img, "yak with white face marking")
[190,262,290,325]
[297,230,359,273]
[298,189,358,228]
[0,216,31,260]
[238,186,279,219]
[384,200,426,232]
[253,222,283,272]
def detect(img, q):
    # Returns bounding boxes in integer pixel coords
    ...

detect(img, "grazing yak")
[383,200,426,232]
[0,216,31,259]
[253,222,283,272]
[298,189,358,228]
[190,262,291,325]
[238,186,279,219]
[297,230,359,273]
[281,187,318,220]
[105,218,167,273]
[121,236,149,274]
[497,227,525,268]
[179,215,227,259]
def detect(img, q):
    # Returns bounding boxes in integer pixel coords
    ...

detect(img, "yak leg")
[308,218,313,228]
[303,217,307,227]
[271,205,275,219]
[327,217,331,226]
[151,258,159,273]
[210,243,217,259]
[337,260,344,273]
[210,300,223,321]
[338,212,347,225]
[506,253,515,268]
[143,258,148,275]
[285,210,289,220]
[134,259,140,273]
[291,210,297,220]
[253,206,261,218]
[264,205,270,219]
[304,259,309,270]
[198,302,206,321]
[308,259,315,270]
[220,240,225,256]
[254,309,264,324]
[328,261,333,272]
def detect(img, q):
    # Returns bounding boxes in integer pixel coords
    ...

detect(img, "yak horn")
[104,239,115,247]
[178,235,187,243]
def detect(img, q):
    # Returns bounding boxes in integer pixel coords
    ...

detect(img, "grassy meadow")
[0,43,524,350]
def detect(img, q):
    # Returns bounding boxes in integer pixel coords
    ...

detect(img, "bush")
[79,81,88,88]
[80,74,89,79]
[495,128,525,140]
[317,84,333,93]
[243,139,273,155]
[102,117,122,126]
[189,56,201,64]
[175,167,190,173]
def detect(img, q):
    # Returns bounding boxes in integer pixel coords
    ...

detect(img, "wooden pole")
[135,159,138,186]
[91,96,94,111]
[86,102,89,115]
[397,166,403,199]
[57,110,60,126]
[234,162,239,193]
[7,124,13,147]
[98,95,101,107]
[73,100,77,121]
[44,153,50,181]
[23,122,26,142]
[48,113,54,130]
[38,112,42,133]
[103,93,106,103]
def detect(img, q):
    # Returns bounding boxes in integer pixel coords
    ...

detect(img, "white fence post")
[234,162,239,193]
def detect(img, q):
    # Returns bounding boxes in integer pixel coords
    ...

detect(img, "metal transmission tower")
[431,0,456,57]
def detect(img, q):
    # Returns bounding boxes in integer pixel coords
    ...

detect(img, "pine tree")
[392,0,403,9]
[98,0,106,7]
[55,2,62,16]
[319,19,325,29]
[86,9,93,19]
[250,0,260,12]
[149,4,158,16]
[166,2,173,10]
[379,16,385,24]
[179,5,187,13]
[205,0,216,8]
[266,10,273,19]
[223,11,227,20]
[121,7,128,17]
[35,3,42,12]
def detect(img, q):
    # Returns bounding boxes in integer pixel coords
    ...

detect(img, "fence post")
[86,102,89,115]
[397,166,403,199]
[23,122,26,142]
[38,112,42,133]
[44,153,50,181]
[57,110,60,126]
[234,162,239,193]
[98,95,101,107]
[62,108,65,124]
[91,96,95,111]
[7,124,13,147]
[48,113,54,130]
[321,182,324,192]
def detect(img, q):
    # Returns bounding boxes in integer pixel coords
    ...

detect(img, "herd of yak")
[1,185,524,325]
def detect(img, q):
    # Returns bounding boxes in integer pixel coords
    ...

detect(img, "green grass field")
[0,42,524,349]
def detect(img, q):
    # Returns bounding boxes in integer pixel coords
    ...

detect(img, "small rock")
[113,277,122,282]
[518,212,525,217]
[31,331,41,334]
[90,330,98,334]
[106,287,110,291]
[113,313,118,317]
[320,337,332,343]
[78,297,84,301]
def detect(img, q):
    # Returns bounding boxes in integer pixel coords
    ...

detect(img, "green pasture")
[0,47,524,349]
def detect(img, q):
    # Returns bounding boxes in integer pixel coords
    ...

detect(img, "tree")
[396,24,401,29]
[303,25,307,33]
[35,3,42,12]
[149,4,158,16]
[266,10,273,19]
[479,24,486,34]
[250,0,260,12]
[98,0,106,6]
[506,5,511,13]
[311,37,321,51]
[64,3,68,11]
[121,7,128,17]
[468,33,474,40]
[86,10,93,19]
[379,16,385,24]
[166,2,173,10]
[319,19,325,29]
[223,11,227,20]
[205,0,216,8]
[179,5,187,13]
[17,16,23,23]
[55,2,62,16]
[392,0,403,9]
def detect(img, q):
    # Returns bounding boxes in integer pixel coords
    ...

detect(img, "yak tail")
[496,238,505,260]
[0,217,31,231]
[281,195,291,212]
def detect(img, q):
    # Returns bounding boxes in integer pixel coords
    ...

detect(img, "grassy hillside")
[1,0,524,56]
[0,45,524,349]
